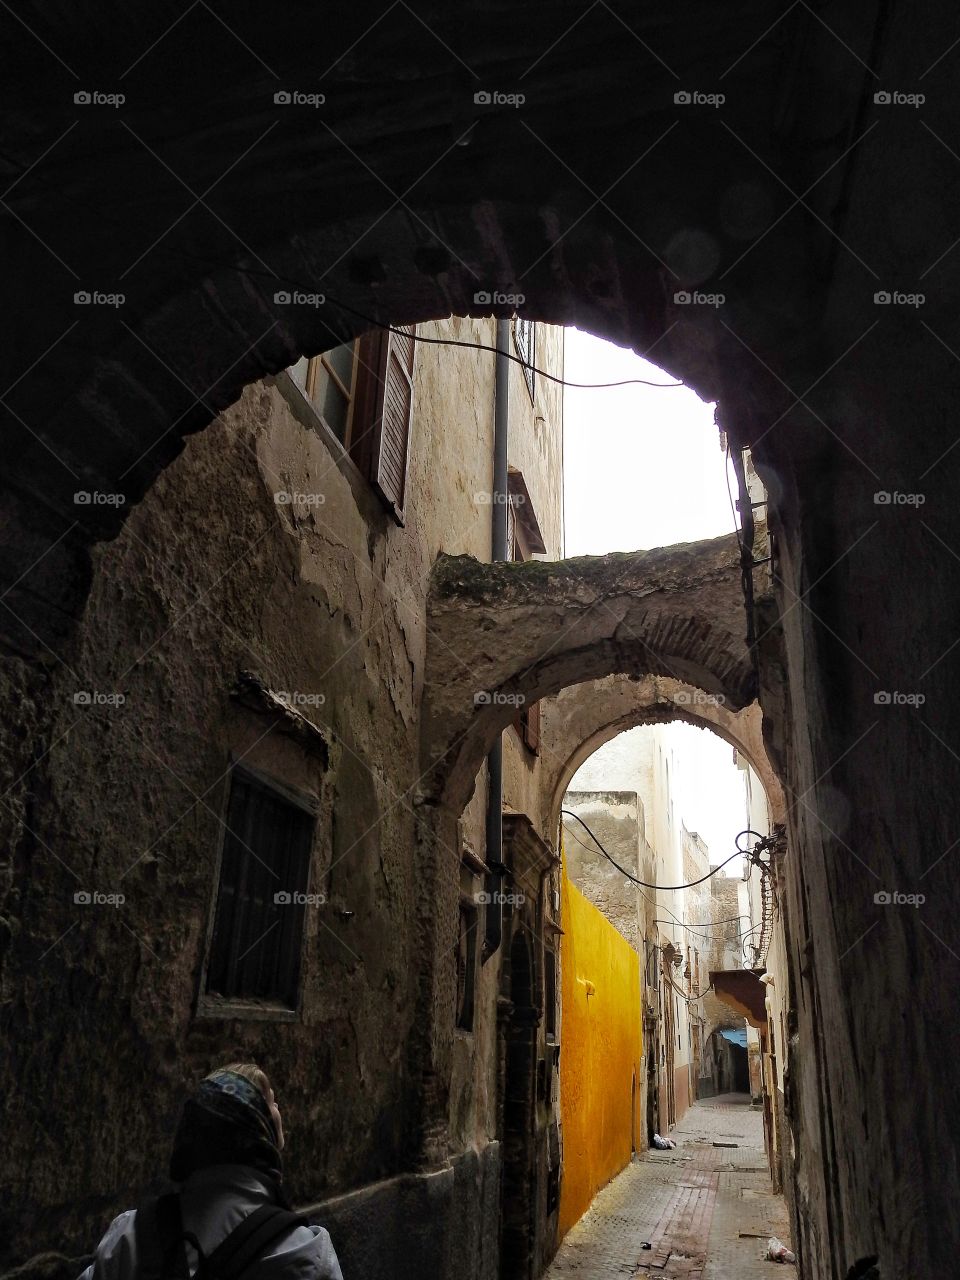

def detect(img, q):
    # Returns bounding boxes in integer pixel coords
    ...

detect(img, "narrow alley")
[5,3,960,1278]
[547,1097,791,1280]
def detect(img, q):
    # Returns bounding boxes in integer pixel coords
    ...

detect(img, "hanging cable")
[301,293,685,390]
[561,809,746,889]
[664,968,714,1003]
[0,138,687,395]
[562,823,743,942]
[652,917,756,945]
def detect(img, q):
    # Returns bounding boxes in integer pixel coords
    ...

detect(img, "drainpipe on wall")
[482,318,510,965]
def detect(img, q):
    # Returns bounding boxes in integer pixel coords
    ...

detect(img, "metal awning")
[719,1027,748,1048]
[709,967,767,1028]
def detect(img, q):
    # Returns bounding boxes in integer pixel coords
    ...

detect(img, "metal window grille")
[206,769,314,1008]
[514,319,536,401]
[456,901,479,1030]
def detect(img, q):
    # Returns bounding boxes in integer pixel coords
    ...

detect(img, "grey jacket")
[77,1165,344,1280]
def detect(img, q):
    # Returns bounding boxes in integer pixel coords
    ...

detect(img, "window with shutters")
[514,318,536,402]
[363,324,416,524]
[289,341,361,448]
[286,326,417,524]
[203,767,315,1012]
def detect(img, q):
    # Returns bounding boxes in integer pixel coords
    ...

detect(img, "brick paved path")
[544,1095,793,1280]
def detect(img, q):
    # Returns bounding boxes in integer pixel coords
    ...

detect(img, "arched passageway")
[3,4,960,1278]
[421,529,754,815]
[540,673,785,835]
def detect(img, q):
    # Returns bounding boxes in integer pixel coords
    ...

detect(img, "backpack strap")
[135,1192,195,1280]
[204,1205,310,1280]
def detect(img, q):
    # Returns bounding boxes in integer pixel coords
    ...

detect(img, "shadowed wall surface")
[5,3,960,1275]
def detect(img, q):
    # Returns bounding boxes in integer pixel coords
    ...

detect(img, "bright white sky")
[562,327,748,865]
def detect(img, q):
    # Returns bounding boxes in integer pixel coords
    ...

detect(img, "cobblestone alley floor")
[545,1094,793,1280]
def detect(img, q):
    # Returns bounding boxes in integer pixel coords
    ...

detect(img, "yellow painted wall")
[558,852,643,1239]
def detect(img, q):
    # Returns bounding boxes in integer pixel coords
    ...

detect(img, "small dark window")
[205,769,314,1009]
[544,946,557,1038]
[514,318,536,401]
[456,900,480,1031]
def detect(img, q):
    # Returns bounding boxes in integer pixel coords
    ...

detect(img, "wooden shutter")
[523,700,541,753]
[364,325,416,525]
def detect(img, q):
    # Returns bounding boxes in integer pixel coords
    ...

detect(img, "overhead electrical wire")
[563,819,691,942]
[560,811,772,1002]
[664,968,714,1003]
[652,917,756,946]
[560,808,745,889]
[303,291,686,390]
[562,822,734,941]
[561,811,769,948]
[0,139,688,395]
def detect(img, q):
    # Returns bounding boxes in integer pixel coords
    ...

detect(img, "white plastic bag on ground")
[765,1236,796,1264]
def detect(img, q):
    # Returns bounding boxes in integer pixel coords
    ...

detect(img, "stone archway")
[1,0,864,545]
[539,673,785,836]
[421,530,753,816]
[4,4,960,1277]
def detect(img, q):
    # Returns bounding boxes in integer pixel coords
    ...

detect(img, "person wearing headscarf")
[77,1064,343,1280]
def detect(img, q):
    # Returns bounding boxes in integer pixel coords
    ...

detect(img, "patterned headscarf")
[169,1069,283,1186]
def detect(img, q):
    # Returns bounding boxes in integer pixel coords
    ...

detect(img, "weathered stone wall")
[5,3,960,1275]
[561,792,643,948]
[422,535,754,818]
[0,317,565,1267]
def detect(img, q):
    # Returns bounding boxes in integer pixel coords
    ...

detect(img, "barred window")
[205,768,314,1009]
[514,318,536,401]
[456,900,480,1031]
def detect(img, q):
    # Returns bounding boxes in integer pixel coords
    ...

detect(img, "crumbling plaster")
[0,314,564,1265]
